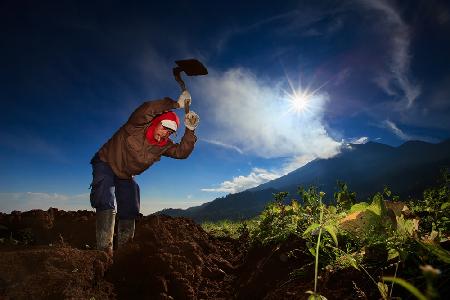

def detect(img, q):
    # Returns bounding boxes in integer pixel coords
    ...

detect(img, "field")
[0,175,449,299]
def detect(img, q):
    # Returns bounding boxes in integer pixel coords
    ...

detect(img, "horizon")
[2,138,448,215]
[1,1,450,214]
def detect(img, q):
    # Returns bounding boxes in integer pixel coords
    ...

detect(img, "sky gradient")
[1,0,450,214]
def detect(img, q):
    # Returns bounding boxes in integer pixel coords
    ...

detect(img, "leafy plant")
[408,169,450,237]
[202,219,257,239]
[252,192,304,244]
[303,191,337,300]
[202,176,449,299]
[334,181,356,212]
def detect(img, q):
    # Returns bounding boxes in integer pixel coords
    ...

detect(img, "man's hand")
[185,111,200,130]
[177,90,191,109]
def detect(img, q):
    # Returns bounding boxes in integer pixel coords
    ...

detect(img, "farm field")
[0,177,449,299]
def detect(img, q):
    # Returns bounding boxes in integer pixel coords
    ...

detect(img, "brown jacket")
[98,97,197,179]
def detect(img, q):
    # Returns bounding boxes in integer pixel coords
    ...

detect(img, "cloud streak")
[360,0,421,109]
[382,120,411,141]
[200,138,244,154]
[381,120,439,142]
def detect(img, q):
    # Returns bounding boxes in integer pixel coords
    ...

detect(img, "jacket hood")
[145,111,179,147]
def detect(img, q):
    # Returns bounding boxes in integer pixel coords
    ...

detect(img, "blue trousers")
[89,153,140,220]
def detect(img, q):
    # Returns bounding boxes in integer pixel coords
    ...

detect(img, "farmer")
[89,90,199,255]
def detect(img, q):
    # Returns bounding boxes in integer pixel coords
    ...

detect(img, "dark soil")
[0,208,445,299]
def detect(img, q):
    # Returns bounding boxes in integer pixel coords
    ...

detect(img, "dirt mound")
[235,237,312,299]
[108,215,241,299]
[0,245,114,299]
[0,210,244,299]
[0,209,409,299]
[0,208,96,248]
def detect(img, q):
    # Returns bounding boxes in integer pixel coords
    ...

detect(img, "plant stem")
[314,201,324,294]
[389,260,400,298]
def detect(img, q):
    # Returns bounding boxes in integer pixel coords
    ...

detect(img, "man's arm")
[163,129,197,159]
[127,97,179,126]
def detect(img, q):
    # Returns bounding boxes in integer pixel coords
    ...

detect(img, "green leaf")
[383,277,427,300]
[304,223,320,236]
[328,205,337,214]
[377,282,389,300]
[323,224,338,247]
[306,291,328,300]
[417,240,450,263]
[396,215,417,236]
[349,202,369,213]
[388,249,400,261]
[292,200,300,212]
[441,202,450,210]
[348,256,359,270]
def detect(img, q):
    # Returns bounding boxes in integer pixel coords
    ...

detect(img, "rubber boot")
[96,209,115,256]
[117,219,135,248]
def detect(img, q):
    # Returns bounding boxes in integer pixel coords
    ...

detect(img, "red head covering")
[145,111,180,147]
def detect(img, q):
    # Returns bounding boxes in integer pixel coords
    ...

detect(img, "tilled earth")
[0,209,381,299]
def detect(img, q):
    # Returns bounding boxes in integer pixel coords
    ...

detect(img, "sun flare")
[287,89,313,114]
[283,73,328,116]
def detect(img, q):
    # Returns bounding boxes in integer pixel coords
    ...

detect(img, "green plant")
[334,181,356,212]
[408,169,450,237]
[298,186,323,224]
[303,191,337,300]
[416,239,450,264]
[202,219,251,239]
[203,178,449,299]
[252,192,304,245]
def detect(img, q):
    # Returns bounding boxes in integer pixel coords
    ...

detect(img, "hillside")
[157,139,450,222]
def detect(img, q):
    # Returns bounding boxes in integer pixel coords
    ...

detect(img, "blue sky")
[1,0,449,214]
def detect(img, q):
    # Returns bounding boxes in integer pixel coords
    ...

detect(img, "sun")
[287,89,313,114]
[282,73,328,116]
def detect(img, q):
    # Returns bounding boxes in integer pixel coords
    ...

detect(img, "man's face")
[153,122,175,142]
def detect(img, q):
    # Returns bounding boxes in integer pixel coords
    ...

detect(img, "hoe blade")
[175,59,208,76]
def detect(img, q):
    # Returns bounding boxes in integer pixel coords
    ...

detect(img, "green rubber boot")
[96,209,115,256]
[117,219,135,248]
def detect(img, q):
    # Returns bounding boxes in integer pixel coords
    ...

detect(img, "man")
[89,90,199,255]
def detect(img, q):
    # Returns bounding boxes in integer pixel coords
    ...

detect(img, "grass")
[201,219,258,239]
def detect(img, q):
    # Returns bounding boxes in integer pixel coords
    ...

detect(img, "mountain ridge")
[155,139,450,222]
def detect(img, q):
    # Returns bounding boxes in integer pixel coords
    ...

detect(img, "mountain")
[156,139,450,222]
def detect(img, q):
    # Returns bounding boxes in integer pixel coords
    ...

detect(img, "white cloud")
[348,136,369,144]
[382,120,411,141]
[360,0,421,109]
[196,68,341,158]
[0,192,91,213]
[201,168,281,193]
[376,120,439,143]
[195,67,342,194]
[201,153,327,193]
[380,120,439,143]
[201,138,244,154]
